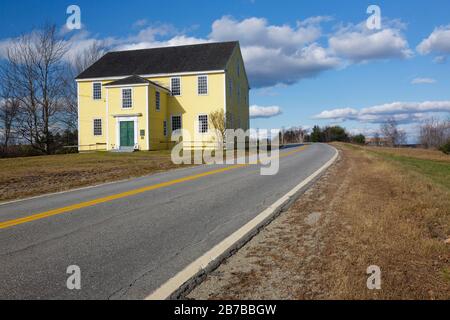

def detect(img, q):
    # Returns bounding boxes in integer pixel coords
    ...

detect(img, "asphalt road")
[0,143,336,299]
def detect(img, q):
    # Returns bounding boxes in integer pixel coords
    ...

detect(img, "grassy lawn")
[354,145,450,191]
[0,150,187,202]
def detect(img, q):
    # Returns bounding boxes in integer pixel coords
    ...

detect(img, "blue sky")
[1,0,450,140]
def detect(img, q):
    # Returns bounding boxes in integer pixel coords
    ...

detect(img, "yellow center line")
[0,145,308,230]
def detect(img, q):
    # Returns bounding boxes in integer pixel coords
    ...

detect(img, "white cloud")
[417,25,450,55]
[329,21,412,62]
[115,35,208,52]
[209,16,340,87]
[314,101,450,124]
[348,127,379,137]
[433,55,447,64]
[241,44,340,87]
[250,105,283,118]
[0,38,12,58]
[132,19,148,29]
[210,16,323,50]
[411,77,436,84]
[314,108,359,120]
[0,15,416,89]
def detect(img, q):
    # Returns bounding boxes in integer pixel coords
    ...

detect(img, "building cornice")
[76,70,225,83]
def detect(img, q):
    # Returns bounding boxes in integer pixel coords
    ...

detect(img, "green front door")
[120,121,134,147]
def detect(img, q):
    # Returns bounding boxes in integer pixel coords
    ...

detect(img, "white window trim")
[170,77,182,96]
[170,114,182,132]
[197,75,208,96]
[197,114,209,134]
[121,87,133,109]
[115,116,139,148]
[92,82,102,100]
[93,118,103,136]
[155,91,161,111]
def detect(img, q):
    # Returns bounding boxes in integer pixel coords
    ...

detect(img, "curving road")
[0,143,336,299]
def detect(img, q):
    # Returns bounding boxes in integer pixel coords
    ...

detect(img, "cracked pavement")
[0,144,335,299]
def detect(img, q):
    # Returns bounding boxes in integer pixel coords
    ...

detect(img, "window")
[227,113,234,129]
[171,77,181,96]
[197,75,208,95]
[163,120,167,136]
[171,115,182,132]
[93,119,102,136]
[122,88,132,108]
[198,115,208,133]
[155,91,160,111]
[93,82,102,100]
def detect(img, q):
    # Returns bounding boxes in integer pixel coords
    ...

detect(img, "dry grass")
[188,143,450,300]
[0,150,185,201]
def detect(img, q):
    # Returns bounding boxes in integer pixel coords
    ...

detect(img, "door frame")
[116,116,138,148]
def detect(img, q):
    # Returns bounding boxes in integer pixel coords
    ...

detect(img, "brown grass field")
[188,143,450,300]
[0,150,184,202]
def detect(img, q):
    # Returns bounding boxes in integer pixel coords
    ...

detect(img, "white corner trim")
[223,73,227,126]
[145,145,339,300]
[77,82,80,151]
[146,87,149,150]
[106,87,109,150]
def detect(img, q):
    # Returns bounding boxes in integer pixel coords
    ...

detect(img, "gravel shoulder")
[187,143,450,300]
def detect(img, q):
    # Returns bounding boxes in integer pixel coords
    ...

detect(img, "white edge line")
[145,145,339,300]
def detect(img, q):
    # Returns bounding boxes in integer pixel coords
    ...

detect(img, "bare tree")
[0,65,20,154]
[72,40,106,76]
[282,127,305,144]
[419,117,450,149]
[209,109,234,138]
[5,24,69,154]
[381,118,407,147]
[0,78,20,155]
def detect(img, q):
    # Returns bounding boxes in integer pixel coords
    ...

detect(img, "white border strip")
[145,145,339,300]
[76,70,225,83]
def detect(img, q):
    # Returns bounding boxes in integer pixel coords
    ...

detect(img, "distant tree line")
[419,117,450,154]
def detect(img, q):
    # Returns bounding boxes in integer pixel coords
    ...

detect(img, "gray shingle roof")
[103,75,170,91]
[104,75,149,86]
[76,41,238,79]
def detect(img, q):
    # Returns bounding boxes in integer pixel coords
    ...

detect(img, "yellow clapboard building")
[76,41,249,151]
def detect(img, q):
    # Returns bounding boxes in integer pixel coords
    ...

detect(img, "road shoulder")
[187,144,450,300]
